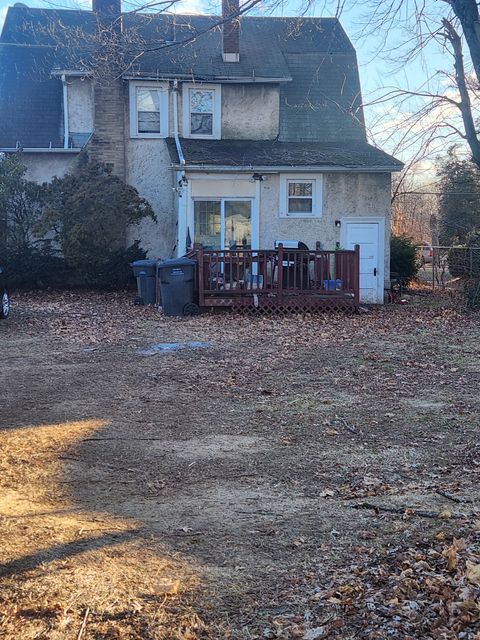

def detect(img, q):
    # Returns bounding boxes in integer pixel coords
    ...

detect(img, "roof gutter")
[51,69,93,77]
[123,74,292,83]
[171,164,404,173]
[0,147,81,153]
[172,79,185,168]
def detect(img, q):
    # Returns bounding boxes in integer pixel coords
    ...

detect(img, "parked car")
[0,266,10,319]
[420,245,434,266]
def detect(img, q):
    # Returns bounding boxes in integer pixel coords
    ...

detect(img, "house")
[0,0,402,303]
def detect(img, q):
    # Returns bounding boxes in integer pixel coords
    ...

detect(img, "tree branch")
[442,17,480,165]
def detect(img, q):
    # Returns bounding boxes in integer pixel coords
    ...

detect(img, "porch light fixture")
[251,173,265,181]
[335,220,341,227]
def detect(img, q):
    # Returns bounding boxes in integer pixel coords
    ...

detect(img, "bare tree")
[391,171,437,242]
[14,0,270,83]
[339,0,480,166]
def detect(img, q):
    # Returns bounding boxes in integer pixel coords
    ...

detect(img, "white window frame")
[279,174,323,218]
[182,83,221,140]
[129,81,169,138]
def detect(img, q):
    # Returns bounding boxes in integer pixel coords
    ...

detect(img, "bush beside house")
[1,154,154,289]
[390,235,419,285]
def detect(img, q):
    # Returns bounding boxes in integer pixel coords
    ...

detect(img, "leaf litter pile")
[1,290,480,639]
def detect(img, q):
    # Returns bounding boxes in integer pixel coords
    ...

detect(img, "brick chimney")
[88,0,126,180]
[222,0,240,62]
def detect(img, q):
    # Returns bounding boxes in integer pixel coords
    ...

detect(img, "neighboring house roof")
[0,44,64,148]
[0,6,371,151]
[166,139,403,171]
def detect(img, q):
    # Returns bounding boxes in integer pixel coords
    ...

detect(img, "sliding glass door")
[194,199,252,250]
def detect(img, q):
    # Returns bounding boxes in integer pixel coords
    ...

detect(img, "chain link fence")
[416,245,480,289]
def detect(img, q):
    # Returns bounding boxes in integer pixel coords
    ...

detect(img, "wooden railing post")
[197,246,205,308]
[354,244,360,308]
[277,243,284,303]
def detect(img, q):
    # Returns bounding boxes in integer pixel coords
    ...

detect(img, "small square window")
[288,181,313,214]
[280,175,322,218]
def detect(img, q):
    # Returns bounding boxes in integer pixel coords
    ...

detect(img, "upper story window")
[129,81,168,138]
[279,174,323,218]
[183,83,221,139]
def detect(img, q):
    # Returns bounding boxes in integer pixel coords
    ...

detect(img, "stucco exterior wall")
[21,153,77,182]
[126,139,175,259]
[221,85,279,139]
[191,176,256,198]
[259,171,391,286]
[67,78,94,134]
[127,81,279,140]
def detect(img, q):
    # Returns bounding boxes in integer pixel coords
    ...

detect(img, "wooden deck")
[188,243,360,313]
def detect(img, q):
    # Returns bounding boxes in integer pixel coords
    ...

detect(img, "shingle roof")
[0,8,355,78]
[279,52,364,142]
[166,138,403,170]
[0,45,63,148]
[0,6,375,152]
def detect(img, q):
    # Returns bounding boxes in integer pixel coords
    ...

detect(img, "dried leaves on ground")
[1,290,479,639]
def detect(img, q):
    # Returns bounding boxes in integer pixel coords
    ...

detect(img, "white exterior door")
[342,219,384,304]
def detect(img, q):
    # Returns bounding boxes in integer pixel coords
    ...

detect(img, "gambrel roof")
[0,5,401,170]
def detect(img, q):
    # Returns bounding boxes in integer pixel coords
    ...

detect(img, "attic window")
[190,90,213,135]
[129,81,168,138]
[183,83,221,139]
[137,89,160,133]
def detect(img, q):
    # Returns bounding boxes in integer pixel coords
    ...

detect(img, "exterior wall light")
[335,220,341,227]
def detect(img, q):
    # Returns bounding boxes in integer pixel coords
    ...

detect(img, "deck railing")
[188,243,360,310]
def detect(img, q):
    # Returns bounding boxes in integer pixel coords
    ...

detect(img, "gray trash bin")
[131,259,157,305]
[158,257,198,316]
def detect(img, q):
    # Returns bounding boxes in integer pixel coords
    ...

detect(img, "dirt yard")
[1,291,480,639]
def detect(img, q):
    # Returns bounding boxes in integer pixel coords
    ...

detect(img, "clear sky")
[0,0,465,168]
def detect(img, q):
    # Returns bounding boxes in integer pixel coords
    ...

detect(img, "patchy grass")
[1,291,480,639]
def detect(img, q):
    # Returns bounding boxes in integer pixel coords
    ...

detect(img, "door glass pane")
[194,201,221,249]
[225,201,251,249]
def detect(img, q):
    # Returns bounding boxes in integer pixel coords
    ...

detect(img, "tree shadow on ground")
[0,529,143,578]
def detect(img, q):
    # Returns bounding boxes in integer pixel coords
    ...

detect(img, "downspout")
[61,74,69,149]
[172,80,188,256]
[172,79,185,169]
